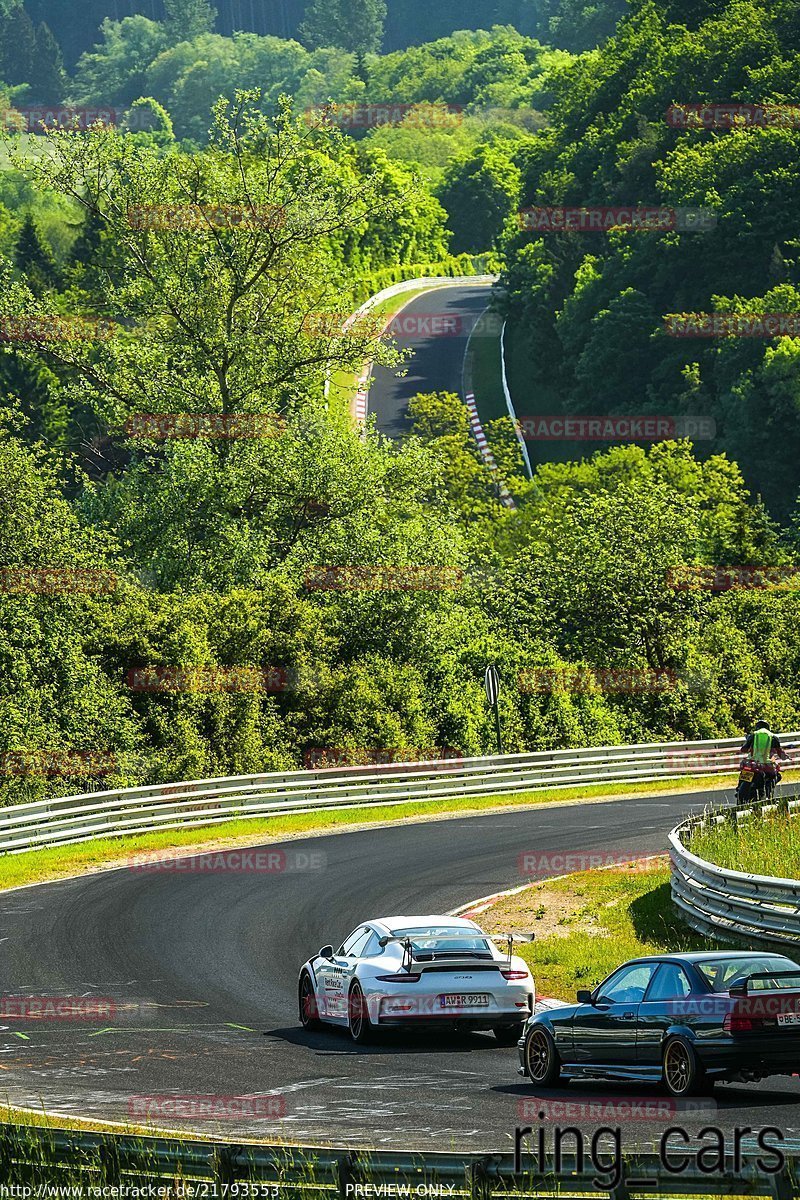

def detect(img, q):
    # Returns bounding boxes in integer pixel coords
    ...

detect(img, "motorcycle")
[735,756,780,806]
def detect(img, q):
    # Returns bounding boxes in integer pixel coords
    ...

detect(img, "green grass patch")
[483,863,732,1001]
[690,807,800,880]
[466,308,506,423]
[0,773,734,895]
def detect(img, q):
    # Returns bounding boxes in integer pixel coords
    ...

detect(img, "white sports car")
[298,914,535,1044]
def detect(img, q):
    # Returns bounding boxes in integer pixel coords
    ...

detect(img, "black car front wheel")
[524,1027,561,1087]
[662,1036,707,1097]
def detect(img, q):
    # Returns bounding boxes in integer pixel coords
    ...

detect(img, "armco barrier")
[1,732,797,857]
[670,786,800,949]
[0,1123,797,1195]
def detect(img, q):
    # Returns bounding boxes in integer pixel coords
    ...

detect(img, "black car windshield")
[391,926,491,954]
[696,956,800,992]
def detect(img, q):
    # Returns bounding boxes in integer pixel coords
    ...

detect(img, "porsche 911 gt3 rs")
[298,914,535,1043]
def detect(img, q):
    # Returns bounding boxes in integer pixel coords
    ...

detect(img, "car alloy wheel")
[525,1027,560,1086]
[348,982,373,1044]
[663,1036,703,1097]
[299,972,321,1030]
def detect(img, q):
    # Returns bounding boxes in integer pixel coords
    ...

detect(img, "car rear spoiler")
[378,932,534,972]
[729,970,800,996]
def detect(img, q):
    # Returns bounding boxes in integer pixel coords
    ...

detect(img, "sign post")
[484,664,502,756]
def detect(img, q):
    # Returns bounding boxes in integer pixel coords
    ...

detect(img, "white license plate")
[777,1013,800,1027]
[439,993,490,1008]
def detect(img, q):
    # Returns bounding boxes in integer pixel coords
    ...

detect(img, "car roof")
[633,951,799,965]
[367,916,480,933]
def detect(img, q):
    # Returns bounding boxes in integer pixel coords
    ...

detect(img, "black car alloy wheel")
[525,1027,560,1086]
[663,1036,704,1097]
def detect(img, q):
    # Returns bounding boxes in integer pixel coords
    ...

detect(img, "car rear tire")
[524,1027,561,1087]
[662,1036,706,1097]
[348,982,374,1044]
[494,1023,525,1046]
[299,972,322,1030]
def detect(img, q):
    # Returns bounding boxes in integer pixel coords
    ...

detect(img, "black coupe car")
[518,951,800,1097]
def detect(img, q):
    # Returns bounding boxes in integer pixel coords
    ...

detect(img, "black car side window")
[598,963,659,1005]
[645,963,692,1002]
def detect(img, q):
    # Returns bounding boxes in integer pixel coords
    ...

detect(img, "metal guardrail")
[670,782,800,949]
[2,1124,798,1196]
[1,732,797,858]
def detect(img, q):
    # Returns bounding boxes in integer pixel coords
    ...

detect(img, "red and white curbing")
[464,392,516,510]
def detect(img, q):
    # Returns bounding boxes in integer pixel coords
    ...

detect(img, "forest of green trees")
[1,0,800,805]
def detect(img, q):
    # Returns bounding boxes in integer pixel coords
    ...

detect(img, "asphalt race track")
[368,283,495,438]
[2,787,800,1151]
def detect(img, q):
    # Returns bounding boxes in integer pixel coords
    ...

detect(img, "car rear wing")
[378,932,534,972]
[729,970,800,996]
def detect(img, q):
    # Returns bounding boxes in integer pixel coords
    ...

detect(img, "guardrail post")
[98,1135,121,1185]
[470,1158,493,1199]
[769,1166,793,1200]
[336,1151,357,1198]
[0,1124,16,1178]
[212,1144,238,1184]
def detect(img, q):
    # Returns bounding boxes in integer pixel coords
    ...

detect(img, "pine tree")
[164,0,218,40]
[14,213,62,294]
[0,5,36,88]
[300,0,386,53]
[29,21,66,104]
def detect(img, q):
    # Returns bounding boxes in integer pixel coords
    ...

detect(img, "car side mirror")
[576,989,593,1004]
[318,945,334,960]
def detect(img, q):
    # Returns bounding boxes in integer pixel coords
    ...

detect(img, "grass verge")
[466,307,506,423]
[0,773,735,895]
[690,806,800,879]
[478,861,732,1001]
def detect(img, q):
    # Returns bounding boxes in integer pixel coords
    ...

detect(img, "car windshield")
[696,956,800,992]
[391,926,492,955]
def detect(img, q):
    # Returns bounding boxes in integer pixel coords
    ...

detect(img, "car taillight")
[501,969,529,981]
[724,1013,760,1032]
[375,973,422,983]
